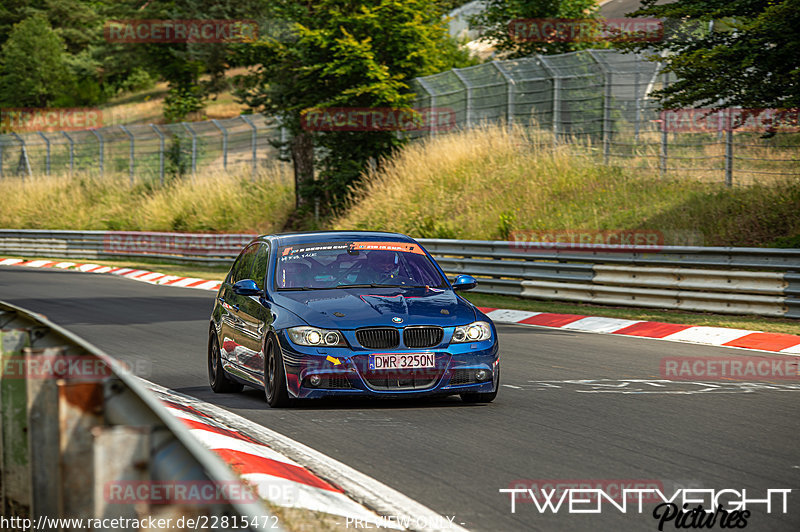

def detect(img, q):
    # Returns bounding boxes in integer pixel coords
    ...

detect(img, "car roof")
[261,230,416,247]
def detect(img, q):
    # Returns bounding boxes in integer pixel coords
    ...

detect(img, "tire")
[264,335,292,408]
[460,364,499,404]
[208,330,243,393]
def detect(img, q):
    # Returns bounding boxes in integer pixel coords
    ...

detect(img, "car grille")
[363,369,442,391]
[403,326,444,348]
[449,369,477,386]
[356,328,399,349]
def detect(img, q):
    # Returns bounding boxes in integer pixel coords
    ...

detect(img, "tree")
[234,0,474,213]
[470,0,600,59]
[619,0,800,109]
[0,14,76,107]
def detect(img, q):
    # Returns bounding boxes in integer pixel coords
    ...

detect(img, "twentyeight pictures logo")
[105,20,258,43]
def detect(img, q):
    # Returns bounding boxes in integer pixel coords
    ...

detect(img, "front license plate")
[369,353,435,370]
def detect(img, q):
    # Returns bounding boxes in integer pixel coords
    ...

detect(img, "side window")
[252,244,269,290]
[231,243,259,284]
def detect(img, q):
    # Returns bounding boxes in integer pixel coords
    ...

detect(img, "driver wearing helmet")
[358,250,399,284]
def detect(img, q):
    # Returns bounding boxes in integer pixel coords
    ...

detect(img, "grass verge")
[0,165,294,233]
[334,124,800,247]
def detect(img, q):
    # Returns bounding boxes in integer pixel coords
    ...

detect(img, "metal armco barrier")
[419,239,800,318]
[0,300,279,530]
[0,230,798,318]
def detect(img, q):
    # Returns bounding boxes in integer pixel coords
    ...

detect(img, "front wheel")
[264,336,292,408]
[208,331,243,393]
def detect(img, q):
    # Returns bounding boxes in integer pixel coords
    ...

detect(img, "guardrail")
[0,230,798,318]
[0,299,279,529]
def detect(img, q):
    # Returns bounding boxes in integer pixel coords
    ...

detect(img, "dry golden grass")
[334,123,800,246]
[0,164,294,234]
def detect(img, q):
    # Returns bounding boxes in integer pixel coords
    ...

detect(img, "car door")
[219,243,259,369]
[236,243,273,380]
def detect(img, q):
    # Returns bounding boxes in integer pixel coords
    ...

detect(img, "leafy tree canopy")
[619,0,800,109]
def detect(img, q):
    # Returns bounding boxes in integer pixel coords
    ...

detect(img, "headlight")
[288,326,347,347]
[451,321,492,343]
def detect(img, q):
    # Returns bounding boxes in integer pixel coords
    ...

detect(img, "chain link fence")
[411,49,800,185]
[1,49,797,185]
[0,114,286,182]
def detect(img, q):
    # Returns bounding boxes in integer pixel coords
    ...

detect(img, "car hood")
[272,287,476,329]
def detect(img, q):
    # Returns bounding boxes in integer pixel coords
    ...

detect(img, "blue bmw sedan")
[208,231,499,407]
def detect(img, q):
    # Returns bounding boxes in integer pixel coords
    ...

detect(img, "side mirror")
[233,279,261,296]
[451,274,477,291]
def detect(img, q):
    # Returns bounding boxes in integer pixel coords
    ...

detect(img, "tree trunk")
[290,131,314,209]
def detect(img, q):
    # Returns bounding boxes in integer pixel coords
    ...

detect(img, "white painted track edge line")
[143,380,469,532]
[497,320,800,357]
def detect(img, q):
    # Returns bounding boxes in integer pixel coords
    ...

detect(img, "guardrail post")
[120,125,135,185]
[151,125,165,184]
[26,347,63,518]
[59,379,104,519]
[37,132,51,176]
[211,119,228,171]
[181,122,197,178]
[725,121,733,187]
[10,133,31,180]
[240,115,258,179]
[90,129,104,177]
[1,329,32,516]
[62,132,75,175]
[93,426,151,519]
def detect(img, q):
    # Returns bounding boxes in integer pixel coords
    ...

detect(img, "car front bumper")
[277,331,500,399]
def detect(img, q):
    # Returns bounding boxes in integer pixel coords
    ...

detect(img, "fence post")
[415,78,437,137]
[634,69,641,142]
[452,68,472,129]
[37,132,50,176]
[181,122,197,178]
[151,125,165,184]
[90,129,104,177]
[603,72,612,165]
[0,137,3,178]
[538,58,560,144]
[62,132,74,175]
[660,72,669,178]
[725,123,733,187]
[492,61,515,129]
[211,119,228,171]
[119,125,134,185]
[11,133,31,180]
[240,115,258,178]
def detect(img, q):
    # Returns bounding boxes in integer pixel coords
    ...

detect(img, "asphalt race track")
[2,266,798,531]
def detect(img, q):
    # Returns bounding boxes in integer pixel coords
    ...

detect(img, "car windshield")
[275,241,445,290]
